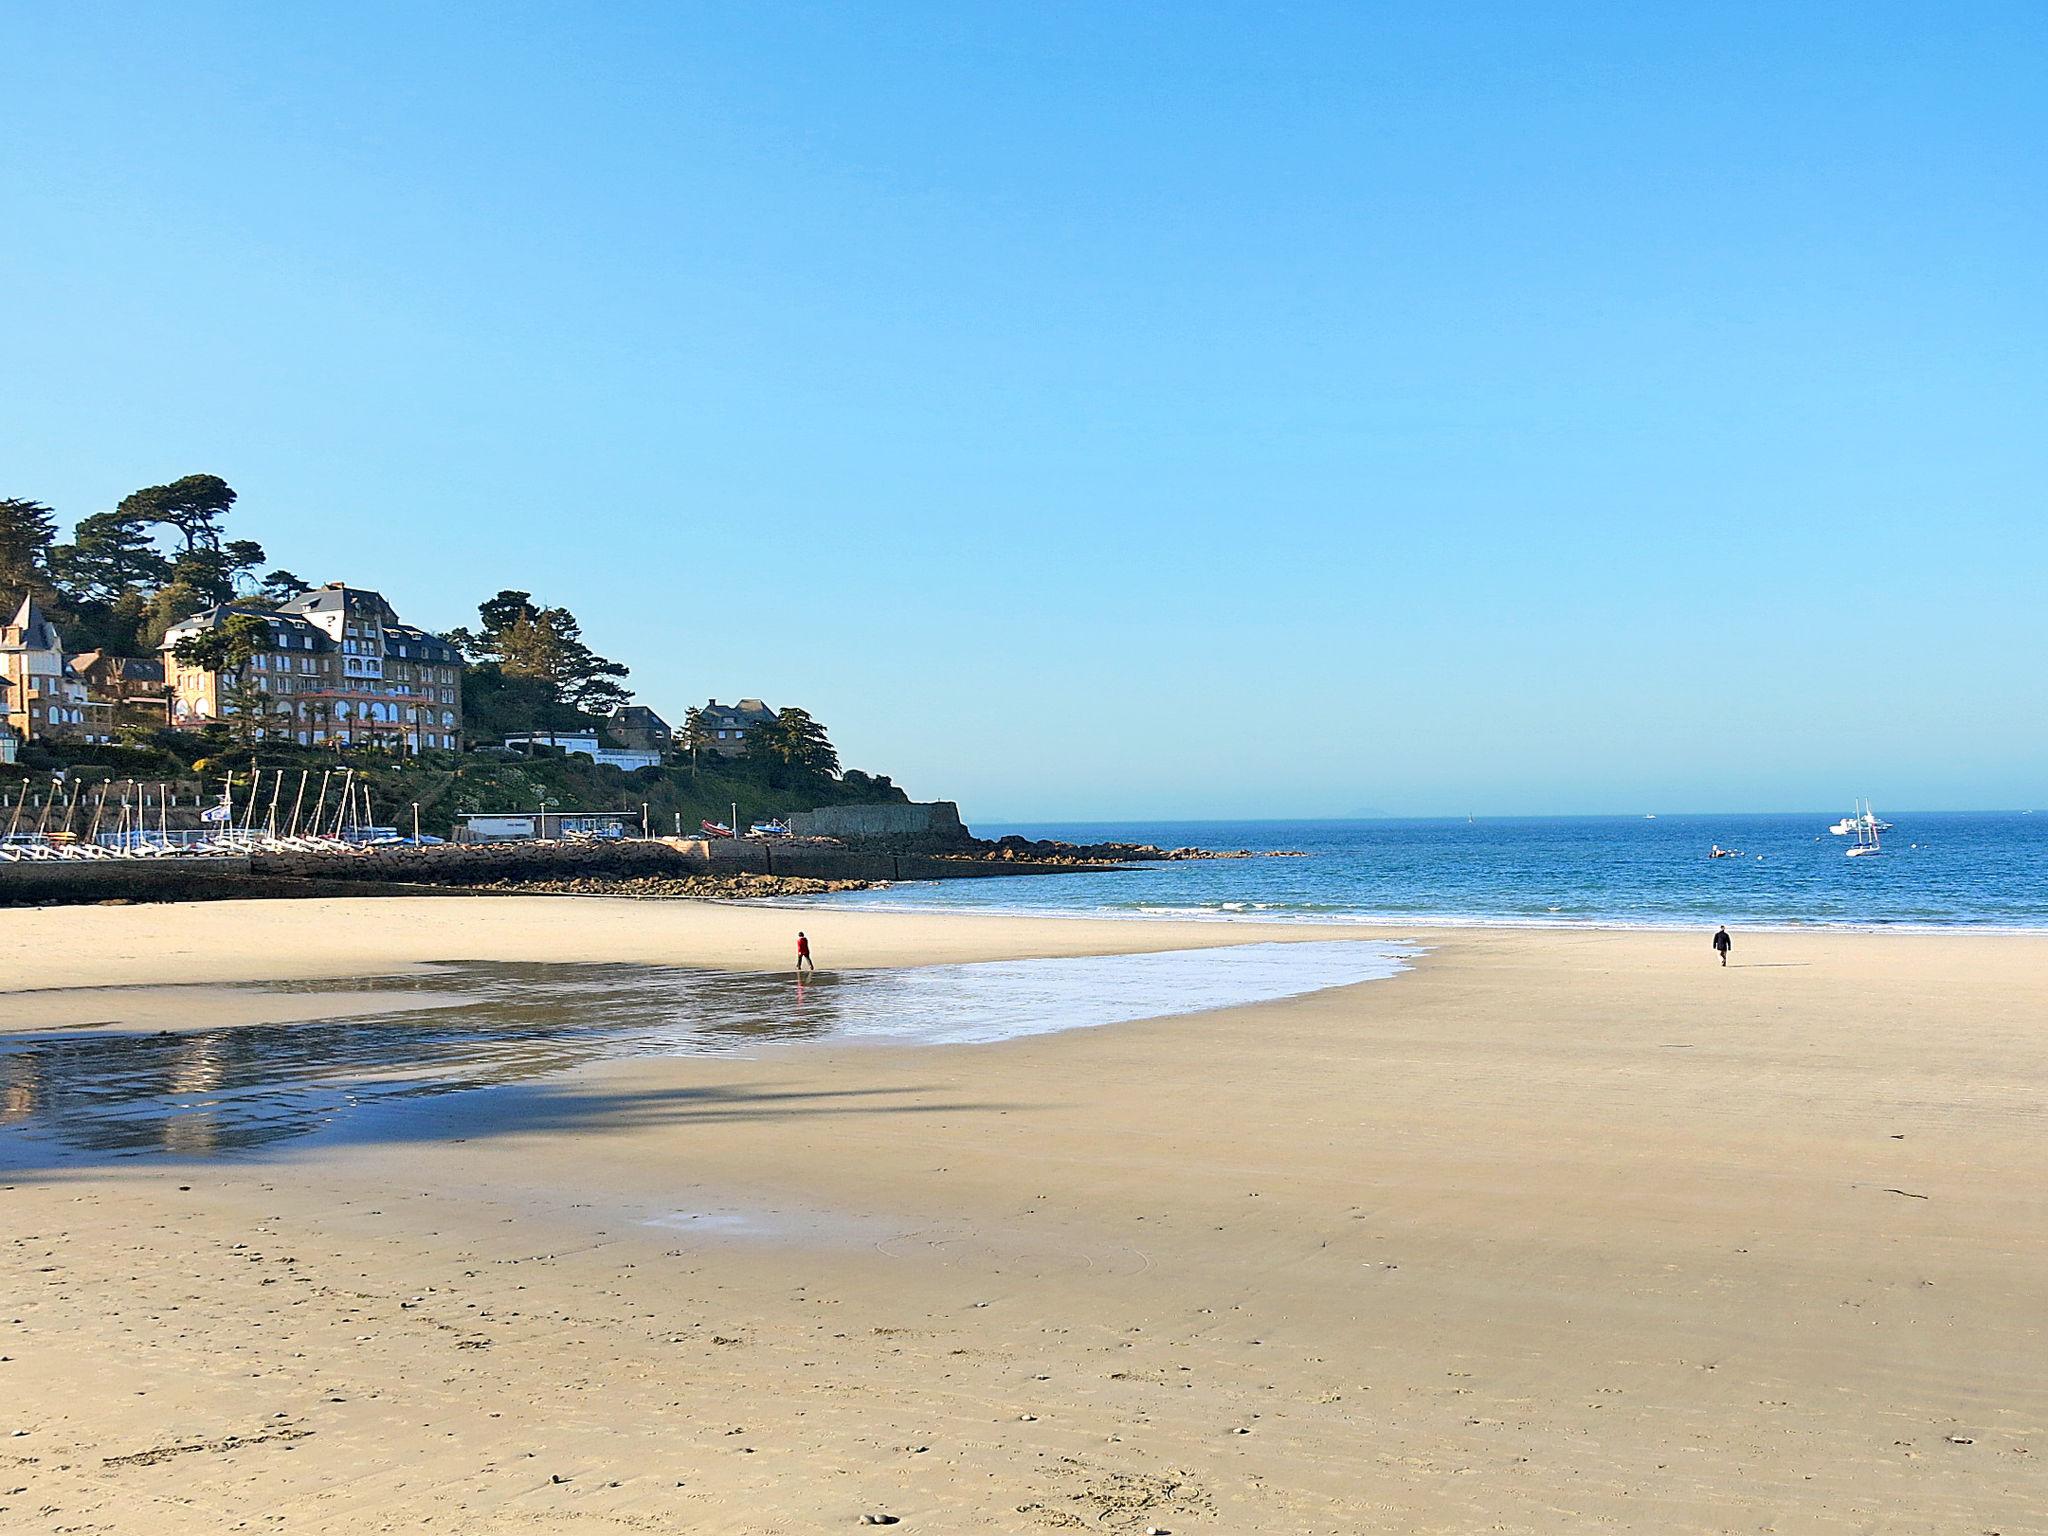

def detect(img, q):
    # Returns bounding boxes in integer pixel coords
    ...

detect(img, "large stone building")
[162,583,463,751]
[607,704,672,757]
[694,698,774,755]
[1,594,99,743]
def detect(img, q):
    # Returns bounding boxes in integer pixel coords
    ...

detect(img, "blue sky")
[4,3,2043,818]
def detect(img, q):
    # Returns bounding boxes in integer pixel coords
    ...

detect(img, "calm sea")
[820,813,2048,930]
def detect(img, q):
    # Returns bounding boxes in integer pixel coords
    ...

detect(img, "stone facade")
[162,582,463,752]
[693,697,774,755]
[608,704,672,756]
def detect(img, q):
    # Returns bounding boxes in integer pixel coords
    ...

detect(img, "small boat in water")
[1709,844,1743,858]
[1845,799,1884,858]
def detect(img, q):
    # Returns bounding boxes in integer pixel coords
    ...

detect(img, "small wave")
[760,886,2048,936]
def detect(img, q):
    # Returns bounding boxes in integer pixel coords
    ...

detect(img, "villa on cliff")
[695,698,774,755]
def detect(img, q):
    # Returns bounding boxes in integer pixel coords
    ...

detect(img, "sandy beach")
[3,897,2045,1533]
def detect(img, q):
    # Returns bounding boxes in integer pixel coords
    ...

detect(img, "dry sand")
[3,897,2045,1533]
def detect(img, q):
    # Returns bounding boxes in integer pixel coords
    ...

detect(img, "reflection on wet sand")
[1,961,847,1164]
[1,941,1412,1166]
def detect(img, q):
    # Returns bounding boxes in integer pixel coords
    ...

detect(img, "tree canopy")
[447,589,632,725]
[16,474,266,654]
[745,707,840,776]
[0,498,58,599]
[117,474,238,552]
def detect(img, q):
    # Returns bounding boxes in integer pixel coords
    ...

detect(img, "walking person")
[796,930,814,974]
[1712,925,1732,966]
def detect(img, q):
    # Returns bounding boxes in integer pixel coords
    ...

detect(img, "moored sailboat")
[1845,799,1883,857]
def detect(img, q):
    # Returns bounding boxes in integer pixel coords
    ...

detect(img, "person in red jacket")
[796,931,814,974]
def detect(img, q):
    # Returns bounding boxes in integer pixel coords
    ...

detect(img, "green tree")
[49,509,171,602]
[118,473,238,552]
[454,659,561,744]
[259,569,310,603]
[47,475,256,653]
[745,707,839,776]
[173,611,279,747]
[0,498,58,597]
[448,589,632,720]
[679,705,712,778]
[138,540,270,647]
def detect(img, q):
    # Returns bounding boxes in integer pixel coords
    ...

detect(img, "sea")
[816,812,2048,931]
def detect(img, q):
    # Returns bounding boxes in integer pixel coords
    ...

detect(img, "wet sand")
[3,899,2046,1533]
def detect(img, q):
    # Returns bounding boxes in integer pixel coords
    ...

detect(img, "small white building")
[500,730,662,772]
[453,810,641,842]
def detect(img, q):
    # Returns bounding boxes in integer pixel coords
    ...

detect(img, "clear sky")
[4,3,2043,818]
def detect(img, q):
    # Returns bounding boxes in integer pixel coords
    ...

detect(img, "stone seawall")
[0,839,1117,906]
[0,858,483,906]
[783,802,966,840]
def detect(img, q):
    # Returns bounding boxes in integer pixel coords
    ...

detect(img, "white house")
[499,730,661,772]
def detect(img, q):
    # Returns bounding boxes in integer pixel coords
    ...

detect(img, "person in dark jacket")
[1712,926,1732,966]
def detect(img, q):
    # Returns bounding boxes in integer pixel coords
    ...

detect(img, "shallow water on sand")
[0,940,1412,1166]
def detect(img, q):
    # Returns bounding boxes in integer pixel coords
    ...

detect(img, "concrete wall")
[784,801,966,840]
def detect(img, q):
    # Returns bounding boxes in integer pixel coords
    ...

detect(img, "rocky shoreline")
[473,872,872,900]
[943,835,1309,865]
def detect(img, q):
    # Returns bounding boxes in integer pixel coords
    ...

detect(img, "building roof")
[382,622,462,664]
[279,583,401,624]
[161,602,457,663]
[611,703,672,730]
[163,603,334,650]
[4,593,62,651]
[699,697,774,727]
[69,651,167,684]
